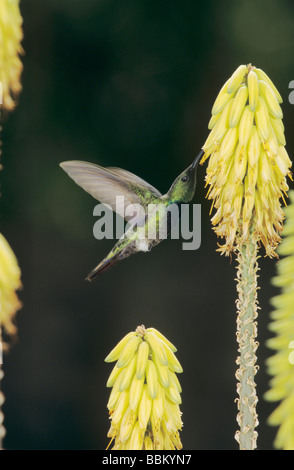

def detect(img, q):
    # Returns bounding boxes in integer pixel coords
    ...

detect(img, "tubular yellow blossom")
[105,325,183,450]
[265,191,294,450]
[0,0,23,111]
[202,63,292,258]
[0,233,22,336]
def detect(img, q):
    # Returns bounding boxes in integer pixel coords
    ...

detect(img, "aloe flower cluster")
[202,63,292,257]
[105,325,183,450]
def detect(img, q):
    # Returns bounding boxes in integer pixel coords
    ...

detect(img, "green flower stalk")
[234,237,259,449]
[105,325,183,450]
[201,64,292,449]
[265,190,294,450]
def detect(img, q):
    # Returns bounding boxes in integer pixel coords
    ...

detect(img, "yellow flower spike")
[201,64,292,450]
[105,325,183,449]
[0,0,23,111]
[201,63,291,258]
[265,191,294,450]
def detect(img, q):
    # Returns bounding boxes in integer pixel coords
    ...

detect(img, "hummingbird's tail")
[86,256,119,281]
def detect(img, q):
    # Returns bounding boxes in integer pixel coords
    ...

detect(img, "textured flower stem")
[234,237,259,450]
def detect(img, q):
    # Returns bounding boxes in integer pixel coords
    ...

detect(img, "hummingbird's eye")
[181,176,188,182]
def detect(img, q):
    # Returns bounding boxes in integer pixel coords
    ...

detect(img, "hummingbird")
[60,149,204,281]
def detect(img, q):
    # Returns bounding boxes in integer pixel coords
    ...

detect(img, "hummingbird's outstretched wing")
[59,160,162,221]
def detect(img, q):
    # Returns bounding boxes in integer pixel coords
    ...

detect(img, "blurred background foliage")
[2,0,294,450]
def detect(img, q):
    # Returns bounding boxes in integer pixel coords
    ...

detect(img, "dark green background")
[2,0,294,450]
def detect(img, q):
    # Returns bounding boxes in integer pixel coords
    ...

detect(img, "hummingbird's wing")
[60,160,162,221]
[107,167,162,197]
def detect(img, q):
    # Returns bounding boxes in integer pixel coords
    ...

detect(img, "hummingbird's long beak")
[191,149,205,170]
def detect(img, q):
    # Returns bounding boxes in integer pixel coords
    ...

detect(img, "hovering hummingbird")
[60,149,204,281]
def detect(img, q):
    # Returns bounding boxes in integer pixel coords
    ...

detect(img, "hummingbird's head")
[168,150,204,203]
